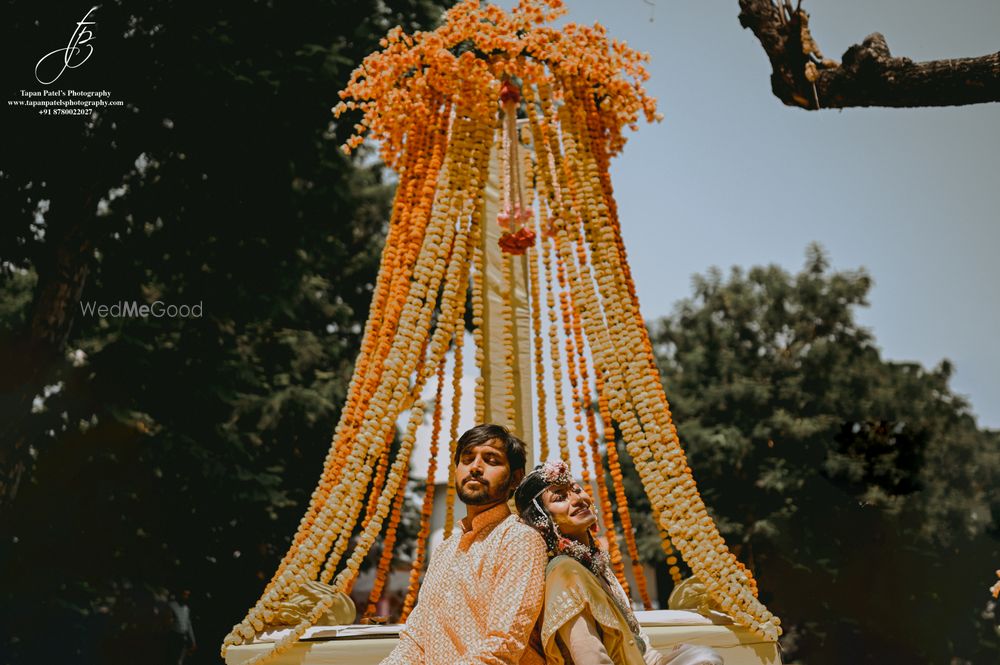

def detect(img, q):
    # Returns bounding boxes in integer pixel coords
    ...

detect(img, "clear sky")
[512,0,1000,428]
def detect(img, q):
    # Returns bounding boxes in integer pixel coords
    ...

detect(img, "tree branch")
[0,194,94,511]
[739,0,1000,109]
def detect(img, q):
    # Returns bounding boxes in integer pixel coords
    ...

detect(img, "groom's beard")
[457,472,512,506]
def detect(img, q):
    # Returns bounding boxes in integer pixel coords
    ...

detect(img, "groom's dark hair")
[453,424,528,474]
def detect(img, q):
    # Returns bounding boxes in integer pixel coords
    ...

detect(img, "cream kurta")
[380,502,548,665]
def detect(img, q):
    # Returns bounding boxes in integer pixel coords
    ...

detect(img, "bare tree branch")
[739,0,1000,109]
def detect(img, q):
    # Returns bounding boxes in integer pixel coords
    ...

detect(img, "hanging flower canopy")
[222,1,781,662]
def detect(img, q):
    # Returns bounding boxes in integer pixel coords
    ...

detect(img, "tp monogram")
[35,6,98,85]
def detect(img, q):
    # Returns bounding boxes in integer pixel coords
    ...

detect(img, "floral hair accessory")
[527,460,577,533]
[538,459,573,486]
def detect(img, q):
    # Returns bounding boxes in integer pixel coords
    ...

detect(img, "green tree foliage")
[0,1,446,663]
[616,244,999,664]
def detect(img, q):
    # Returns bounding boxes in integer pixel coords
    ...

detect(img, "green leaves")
[0,1,449,663]
[629,245,1000,663]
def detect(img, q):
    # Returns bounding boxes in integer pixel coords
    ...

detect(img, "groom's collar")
[458,502,511,549]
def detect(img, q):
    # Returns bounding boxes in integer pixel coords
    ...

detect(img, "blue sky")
[506,0,1000,428]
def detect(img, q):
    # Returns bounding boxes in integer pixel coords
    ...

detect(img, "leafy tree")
[0,1,447,663]
[615,244,999,664]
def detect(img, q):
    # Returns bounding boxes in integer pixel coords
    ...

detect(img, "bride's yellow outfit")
[541,555,647,665]
[515,461,723,665]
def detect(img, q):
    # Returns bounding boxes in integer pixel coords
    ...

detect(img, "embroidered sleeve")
[379,542,450,665]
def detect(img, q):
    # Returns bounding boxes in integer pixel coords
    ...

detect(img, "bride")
[514,461,724,665]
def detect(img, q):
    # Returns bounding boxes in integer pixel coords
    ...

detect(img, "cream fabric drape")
[225,621,781,665]
[480,142,534,467]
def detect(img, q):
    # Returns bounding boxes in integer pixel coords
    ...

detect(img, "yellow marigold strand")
[543,233,570,463]
[557,81,777,637]
[554,246,590,483]
[525,156,550,462]
[400,353,448,621]
[563,240,635,598]
[228,100,493,663]
[362,472,407,620]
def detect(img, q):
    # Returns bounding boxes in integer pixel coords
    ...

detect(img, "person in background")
[166,589,196,665]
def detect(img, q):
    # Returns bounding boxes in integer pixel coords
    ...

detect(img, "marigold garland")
[362,471,407,620]
[565,278,633,596]
[250,112,444,612]
[223,4,782,662]
[555,79,777,637]
[444,358,460,536]
[399,355,448,621]
[500,253,518,426]
[472,215,487,424]
[498,82,537,256]
[543,232,570,464]
[573,75,692,590]
[365,444,392,525]
[525,155,550,462]
[224,96,493,663]
[555,247,589,483]
[563,236,650,605]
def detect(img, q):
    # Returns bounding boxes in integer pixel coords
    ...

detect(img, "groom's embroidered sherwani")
[380,502,547,665]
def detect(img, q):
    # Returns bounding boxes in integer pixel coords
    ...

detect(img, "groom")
[380,424,547,665]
